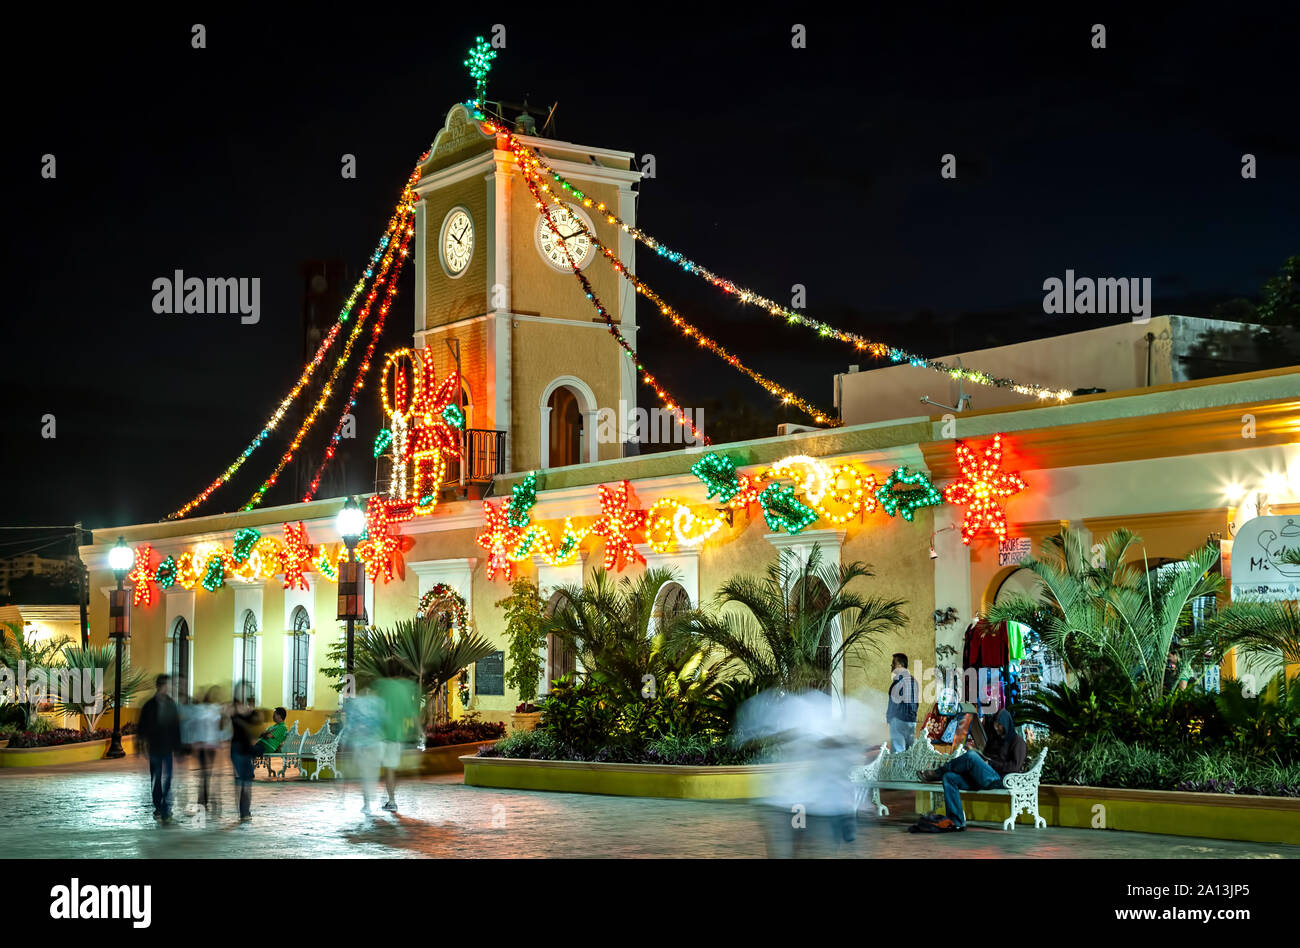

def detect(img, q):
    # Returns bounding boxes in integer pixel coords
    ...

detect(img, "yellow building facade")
[76,105,1300,729]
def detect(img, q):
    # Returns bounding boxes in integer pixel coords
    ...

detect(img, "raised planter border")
[962,783,1300,846]
[462,755,792,800]
[0,735,136,768]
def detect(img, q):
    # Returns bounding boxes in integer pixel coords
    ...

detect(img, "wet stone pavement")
[1,756,1296,859]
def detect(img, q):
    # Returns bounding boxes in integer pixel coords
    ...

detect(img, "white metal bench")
[851,741,1049,831]
[297,722,343,780]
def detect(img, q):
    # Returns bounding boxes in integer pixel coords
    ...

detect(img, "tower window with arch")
[547,386,583,468]
[170,617,190,699]
[290,605,311,711]
[237,609,259,702]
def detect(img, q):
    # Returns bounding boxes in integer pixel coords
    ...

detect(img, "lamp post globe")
[106,536,132,759]
[336,496,365,544]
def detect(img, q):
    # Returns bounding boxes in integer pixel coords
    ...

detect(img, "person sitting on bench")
[921,708,1026,832]
[254,707,290,756]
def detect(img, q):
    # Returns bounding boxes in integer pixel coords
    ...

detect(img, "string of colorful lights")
[495,127,707,445]
[243,194,417,510]
[163,176,422,521]
[298,216,426,505]
[504,134,1074,404]
[505,138,838,426]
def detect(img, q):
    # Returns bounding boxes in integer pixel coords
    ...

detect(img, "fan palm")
[354,615,497,730]
[987,527,1221,700]
[682,545,908,694]
[1204,599,1300,682]
[48,644,151,732]
[544,567,736,707]
[1,621,71,728]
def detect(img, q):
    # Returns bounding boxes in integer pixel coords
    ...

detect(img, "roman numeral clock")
[440,207,475,277]
[535,201,595,270]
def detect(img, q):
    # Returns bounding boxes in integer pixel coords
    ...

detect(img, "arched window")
[547,386,583,468]
[542,590,577,694]
[237,609,259,702]
[791,576,834,695]
[651,581,692,635]
[290,606,311,711]
[170,617,190,699]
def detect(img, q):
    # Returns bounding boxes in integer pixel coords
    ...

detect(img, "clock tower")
[412,103,642,476]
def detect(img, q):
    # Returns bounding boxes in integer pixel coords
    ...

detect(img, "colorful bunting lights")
[165,163,426,521]
[503,132,1073,404]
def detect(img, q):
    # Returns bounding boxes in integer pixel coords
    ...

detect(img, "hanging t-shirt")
[1007,621,1030,662]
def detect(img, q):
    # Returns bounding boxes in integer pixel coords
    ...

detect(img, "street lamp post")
[105,536,133,759]
[335,497,366,681]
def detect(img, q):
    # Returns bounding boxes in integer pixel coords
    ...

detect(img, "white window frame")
[535,554,588,695]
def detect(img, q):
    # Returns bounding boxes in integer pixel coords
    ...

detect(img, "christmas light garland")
[506,140,837,425]
[497,131,706,445]
[164,171,424,521]
[251,195,418,510]
[418,583,469,635]
[505,134,1074,404]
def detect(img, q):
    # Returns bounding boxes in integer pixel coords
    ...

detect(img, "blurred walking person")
[229,684,260,823]
[192,686,226,821]
[341,689,384,816]
[374,677,419,813]
[137,674,182,825]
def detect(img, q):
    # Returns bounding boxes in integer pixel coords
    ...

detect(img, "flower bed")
[426,716,506,748]
[476,728,764,766]
[5,723,137,749]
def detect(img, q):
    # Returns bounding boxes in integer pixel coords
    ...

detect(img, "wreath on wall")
[417,583,469,636]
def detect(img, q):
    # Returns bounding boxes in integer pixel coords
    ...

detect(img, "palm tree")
[683,545,908,694]
[353,615,497,731]
[1,621,70,729]
[48,644,151,732]
[1204,599,1300,682]
[987,527,1222,700]
[544,567,736,707]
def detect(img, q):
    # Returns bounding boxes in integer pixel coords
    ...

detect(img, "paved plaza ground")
[1,756,1296,859]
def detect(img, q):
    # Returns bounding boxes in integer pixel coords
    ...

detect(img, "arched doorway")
[547,387,582,468]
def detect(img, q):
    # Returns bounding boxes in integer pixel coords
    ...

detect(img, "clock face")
[536,203,594,270]
[441,208,474,276]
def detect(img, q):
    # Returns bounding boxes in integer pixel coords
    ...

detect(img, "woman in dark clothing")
[923,709,1027,831]
[229,686,260,823]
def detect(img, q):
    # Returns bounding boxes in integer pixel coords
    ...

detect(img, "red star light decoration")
[281,522,314,590]
[476,499,522,581]
[942,433,1027,544]
[127,545,157,607]
[357,496,414,584]
[592,481,647,571]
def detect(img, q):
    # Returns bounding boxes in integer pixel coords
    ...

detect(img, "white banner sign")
[1230,515,1300,602]
[998,536,1033,567]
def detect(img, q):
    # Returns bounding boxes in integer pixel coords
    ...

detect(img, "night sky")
[3,7,1297,535]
